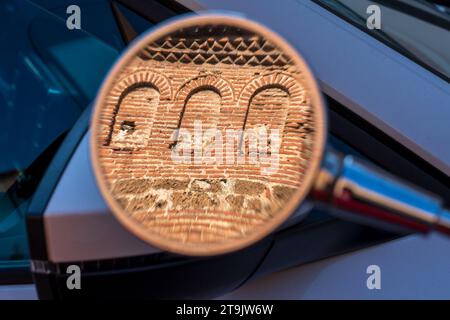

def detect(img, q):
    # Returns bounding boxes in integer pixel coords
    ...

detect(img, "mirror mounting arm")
[312,149,450,236]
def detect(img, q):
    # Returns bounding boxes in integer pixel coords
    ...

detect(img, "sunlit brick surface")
[95,24,315,245]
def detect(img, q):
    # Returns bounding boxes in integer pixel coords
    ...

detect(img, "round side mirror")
[91,13,450,256]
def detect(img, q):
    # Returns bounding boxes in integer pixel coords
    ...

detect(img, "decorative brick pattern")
[140,24,291,67]
[95,25,315,245]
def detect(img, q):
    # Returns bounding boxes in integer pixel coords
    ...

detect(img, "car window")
[0,0,118,266]
[313,0,450,82]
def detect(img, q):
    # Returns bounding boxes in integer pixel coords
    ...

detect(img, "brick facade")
[95,25,315,245]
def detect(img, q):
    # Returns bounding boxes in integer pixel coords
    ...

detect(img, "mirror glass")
[91,16,325,255]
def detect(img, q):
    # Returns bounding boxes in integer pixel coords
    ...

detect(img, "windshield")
[0,0,118,270]
[313,0,450,82]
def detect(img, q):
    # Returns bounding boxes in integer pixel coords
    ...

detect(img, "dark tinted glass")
[0,0,117,267]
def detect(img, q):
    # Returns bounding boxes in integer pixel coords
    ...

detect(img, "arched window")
[109,83,160,150]
[237,73,307,171]
[244,85,290,135]
[179,87,222,131]
[172,75,234,161]
[104,70,172,150]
